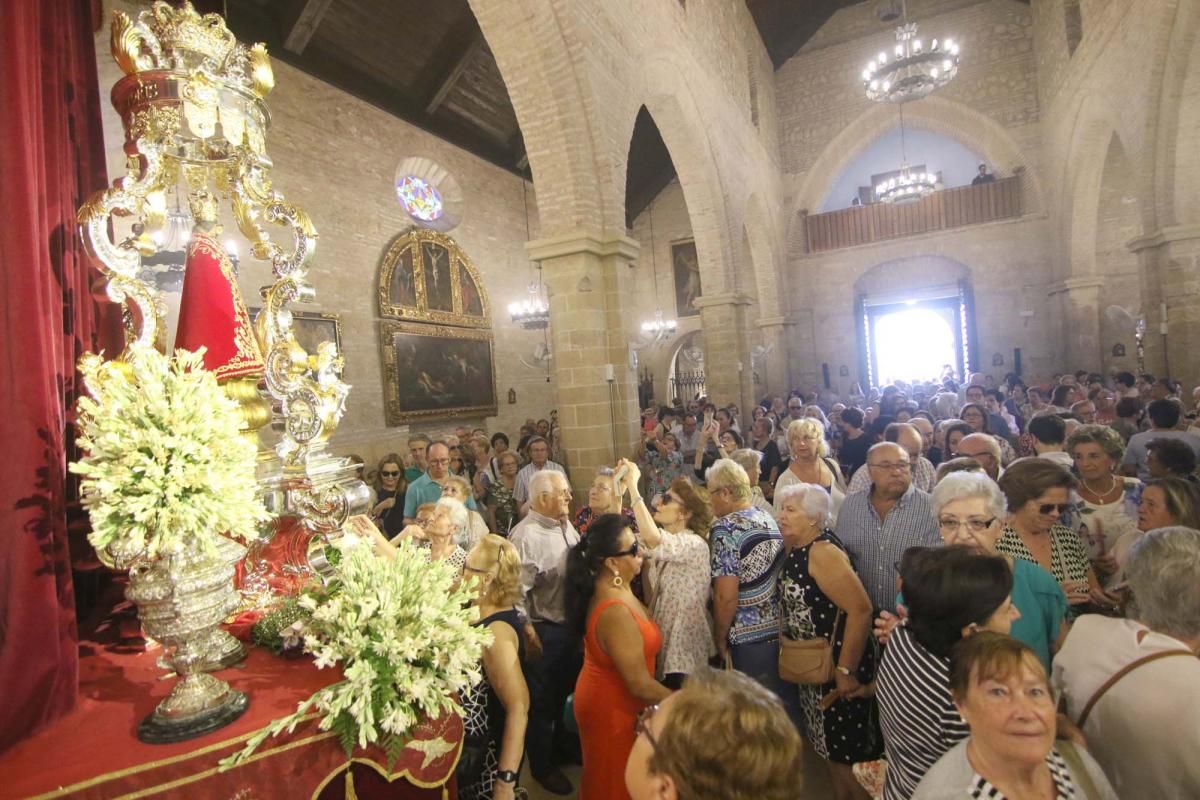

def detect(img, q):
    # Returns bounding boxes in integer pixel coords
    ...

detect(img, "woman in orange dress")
[567,513,671,800]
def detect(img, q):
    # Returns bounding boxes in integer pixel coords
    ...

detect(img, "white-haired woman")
[442,475,491,550]
[1052,526,1200,799]
[776,482,878,800]
[369,495,469,571]
[775,418,845,523]
[731,448,776,518]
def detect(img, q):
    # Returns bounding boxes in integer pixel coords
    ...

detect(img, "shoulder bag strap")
[1078,649,1195,727]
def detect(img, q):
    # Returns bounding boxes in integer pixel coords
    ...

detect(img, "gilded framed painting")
[380,320,497,424]
[377,228,490,328]
[249,308,343,356]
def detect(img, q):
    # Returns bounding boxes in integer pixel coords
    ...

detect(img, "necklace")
[1082,473,1118,499]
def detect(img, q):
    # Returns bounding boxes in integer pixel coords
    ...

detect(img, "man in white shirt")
[1025,414,1073,468]
[1121,400,1200,480]
[672,413,702,462]
[1052,527,1200,799]
[513,436,566,517]
[510,470,580,795]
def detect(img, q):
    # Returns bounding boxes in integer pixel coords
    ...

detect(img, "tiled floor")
[519,738,833,799]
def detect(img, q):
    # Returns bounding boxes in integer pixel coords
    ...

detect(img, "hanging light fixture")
[875,104,938,204]
[638,199,677,347]
[862,0,959,104]
[509,182,550,330]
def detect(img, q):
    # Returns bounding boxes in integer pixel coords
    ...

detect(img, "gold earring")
[612,571,623,588]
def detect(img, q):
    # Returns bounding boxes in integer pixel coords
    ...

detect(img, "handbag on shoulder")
[778,607,844,685]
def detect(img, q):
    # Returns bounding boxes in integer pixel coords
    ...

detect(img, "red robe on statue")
[174,230,264,380]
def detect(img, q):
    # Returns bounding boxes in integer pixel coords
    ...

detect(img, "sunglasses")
[612,540,640,558]
[380,470,400,477]
[635,704,659,749]
[1037,503,1071,516]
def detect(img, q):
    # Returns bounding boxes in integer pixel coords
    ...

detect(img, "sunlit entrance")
[860,291,971,386]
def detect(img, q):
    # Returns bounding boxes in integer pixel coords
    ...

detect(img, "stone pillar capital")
[1046,277,1106,296]
[757,314,797,329]
[526,229,639,263]
[1126,224,1200,253]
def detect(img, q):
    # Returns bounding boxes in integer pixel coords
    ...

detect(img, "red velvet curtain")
[0,0,119,753]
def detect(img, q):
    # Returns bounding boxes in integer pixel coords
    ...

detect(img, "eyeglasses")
[868,461,911,472]
[427,458,451,466]
[1037,503,1071,516]
[660,493,683,507]
[634,704,659,750]
[938,517,997,533]
[612,540,640,558]
[380,470,400,478]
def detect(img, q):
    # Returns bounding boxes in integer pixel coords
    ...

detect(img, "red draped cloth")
[0,0,121,754]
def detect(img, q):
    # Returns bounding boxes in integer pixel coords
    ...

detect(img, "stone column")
[1047,278,1105,371]
[694,292,755,412]
[756,315,796,400]
[527,230,640,495]
[1129,224,1200,387]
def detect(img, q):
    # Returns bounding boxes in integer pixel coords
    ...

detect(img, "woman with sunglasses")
[996,460,1113,616]
[567,514,671,800]
[616,460,715,689]
[371,452,408,537]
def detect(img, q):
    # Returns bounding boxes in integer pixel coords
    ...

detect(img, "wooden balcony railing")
[803,175,1022,253]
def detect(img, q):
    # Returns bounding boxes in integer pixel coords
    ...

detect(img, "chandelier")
[875,104,937,204]
[637,198,677,349]
[508,278,550,329]
[862,2,959,104]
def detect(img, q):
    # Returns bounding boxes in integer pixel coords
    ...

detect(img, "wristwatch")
[835,665,852,676]
[496,769,519,784]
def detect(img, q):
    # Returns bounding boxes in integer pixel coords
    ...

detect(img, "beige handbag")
[778,607,843,685]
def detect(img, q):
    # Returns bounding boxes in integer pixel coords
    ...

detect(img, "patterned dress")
[779,531,881,764]
[458,608,526,800]
[644,529,715,678]
[710,507,784,645]
[996,524,1090,585]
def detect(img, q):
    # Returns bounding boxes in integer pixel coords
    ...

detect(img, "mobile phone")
[613,463,630,484]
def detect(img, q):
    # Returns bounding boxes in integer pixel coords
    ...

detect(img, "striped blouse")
[877,625,970,800]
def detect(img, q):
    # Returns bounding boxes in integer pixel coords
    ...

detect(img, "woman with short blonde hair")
[774,417,845,522]
[442,475,491,550]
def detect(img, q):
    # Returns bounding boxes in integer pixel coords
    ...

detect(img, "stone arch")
[468,0,617,236]
[616,56,735,298]
[741,193,782,317]
[1158,1,1200,226]
[788,96,1047,244]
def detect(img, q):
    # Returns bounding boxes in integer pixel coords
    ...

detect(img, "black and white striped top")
[877,625,970,800]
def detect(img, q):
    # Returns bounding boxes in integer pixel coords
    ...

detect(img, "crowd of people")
[356,368,1200,799]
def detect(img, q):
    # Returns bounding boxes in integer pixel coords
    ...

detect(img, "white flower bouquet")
[70,344,268,563]
[220,537,492,768]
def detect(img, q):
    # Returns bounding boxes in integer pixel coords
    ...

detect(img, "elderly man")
[510,470,580,795]
[834,442,940,612]
[1071,398,1098,425]
[847,423,935,493]
[956,432,1003,481]
[708,459,787,701]
[910,415,935,459]
[673,412,702,462]
[1052,527,1200,799]
[513,436,566,517]
[403,441,476,523]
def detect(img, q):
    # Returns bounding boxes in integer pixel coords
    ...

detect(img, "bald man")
[956,433,1003,481]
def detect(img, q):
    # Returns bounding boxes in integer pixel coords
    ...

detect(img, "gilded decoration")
[379,321,498,425]
[377,229,490,328]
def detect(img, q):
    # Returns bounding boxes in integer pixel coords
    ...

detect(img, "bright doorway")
[863,296,966,386]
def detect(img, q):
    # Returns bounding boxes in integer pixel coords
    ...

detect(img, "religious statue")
[174,191,264,381]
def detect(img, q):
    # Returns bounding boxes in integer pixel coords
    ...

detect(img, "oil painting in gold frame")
[380,320,497,424]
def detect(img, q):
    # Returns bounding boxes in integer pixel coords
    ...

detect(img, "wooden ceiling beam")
[280,0,335,55]
[425,34,484,115]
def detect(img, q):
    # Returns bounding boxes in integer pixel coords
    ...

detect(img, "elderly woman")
[457,535,530,800]
[730,448,776,518]
[996,460,1113,615]
[484,450,520,536]
[442,475,491,549]
[574,466,637,537]
[877,546,1021,800]
[567,514,670,800]
[775,417,846,522]
[371,452,408,537]
[1068,424,1141,583]
[913,633,1117,799]
[1103,476,1200,591]
[928,473,1068,668]
[370,496,469,570]
[775,482,879,799]
[617,461,714,687]
[1052,527,1200,799]
[623,668,802,800]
